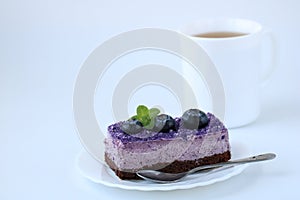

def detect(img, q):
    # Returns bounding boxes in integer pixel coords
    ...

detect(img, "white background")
[1,0,300,199]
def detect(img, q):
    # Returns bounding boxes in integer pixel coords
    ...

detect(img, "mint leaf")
[144,118,155,129]
[130,105,161,128]
[149,108,160,118]
[145,108,160,129]
[137,105,149,117]
[140,115,151,126]
[136,105,150,126]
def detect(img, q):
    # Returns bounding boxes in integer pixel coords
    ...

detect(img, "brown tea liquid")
[194,32,248,38]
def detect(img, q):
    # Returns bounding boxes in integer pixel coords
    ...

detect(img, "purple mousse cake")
[104,106,231,180]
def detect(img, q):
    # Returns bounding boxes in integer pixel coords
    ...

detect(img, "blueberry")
[182,109,209,130]
[152,114,176,133]
[120,119,143,135]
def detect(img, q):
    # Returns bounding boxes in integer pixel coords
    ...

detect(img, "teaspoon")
[136,153,276,183]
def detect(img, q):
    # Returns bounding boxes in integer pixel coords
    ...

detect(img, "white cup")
[180,18,276,128]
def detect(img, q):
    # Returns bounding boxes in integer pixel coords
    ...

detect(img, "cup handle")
[260,28,277,86]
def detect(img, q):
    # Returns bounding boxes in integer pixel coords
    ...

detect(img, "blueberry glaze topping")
[182,109,210,130]
[120,119,143,135]
[108,113,226,143]
[152,114,176,133]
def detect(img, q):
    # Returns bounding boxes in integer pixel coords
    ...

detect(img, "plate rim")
[76,150,248,191]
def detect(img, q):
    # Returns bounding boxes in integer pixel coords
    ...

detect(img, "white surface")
[77,150,248,191]
[1,0,300,200]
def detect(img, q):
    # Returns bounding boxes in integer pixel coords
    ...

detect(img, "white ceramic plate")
[77,144,249,191]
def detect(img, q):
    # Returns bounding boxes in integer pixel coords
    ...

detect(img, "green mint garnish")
[132,105,160,129]
[149,108,160,118]
[136,105,150,126]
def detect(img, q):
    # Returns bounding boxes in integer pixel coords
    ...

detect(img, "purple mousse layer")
[107,113,227,143]
[105,113,230,172]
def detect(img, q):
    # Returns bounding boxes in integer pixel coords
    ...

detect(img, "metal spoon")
[136,153,276,183]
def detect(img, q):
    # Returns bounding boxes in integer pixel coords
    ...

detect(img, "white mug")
[180,18,276,128]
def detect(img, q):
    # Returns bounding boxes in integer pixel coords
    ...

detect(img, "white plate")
[77,144,249,191]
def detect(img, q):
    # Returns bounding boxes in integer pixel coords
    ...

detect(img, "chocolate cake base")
[105,151,231,180]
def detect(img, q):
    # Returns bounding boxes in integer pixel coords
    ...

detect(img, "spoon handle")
[189,153,276,174]
[228,153,276,164]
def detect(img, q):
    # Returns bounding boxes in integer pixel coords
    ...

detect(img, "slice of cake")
[104,106,231,180]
